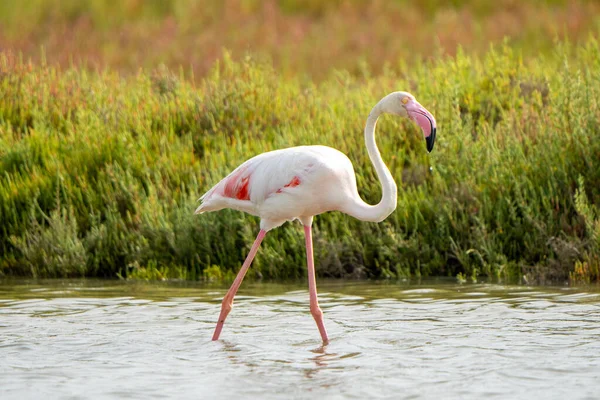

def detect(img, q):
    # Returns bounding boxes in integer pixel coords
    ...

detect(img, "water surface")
[1,279,599,399]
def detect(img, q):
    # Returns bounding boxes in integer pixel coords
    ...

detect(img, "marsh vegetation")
[0,1,599,281]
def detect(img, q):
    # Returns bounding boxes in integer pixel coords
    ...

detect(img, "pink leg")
[304,225,329,344]
[212,229,266,341]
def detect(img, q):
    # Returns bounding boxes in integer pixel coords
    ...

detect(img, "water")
[1,279,600,400]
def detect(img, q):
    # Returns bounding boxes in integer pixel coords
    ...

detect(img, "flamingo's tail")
[195,186,220,214]
[194,196,216,214]
[194,192,228,214]
[195,201,221,214]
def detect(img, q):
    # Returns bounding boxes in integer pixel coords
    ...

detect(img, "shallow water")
[1,279,600,400]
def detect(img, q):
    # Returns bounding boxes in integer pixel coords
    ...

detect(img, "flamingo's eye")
[401,97,409,105]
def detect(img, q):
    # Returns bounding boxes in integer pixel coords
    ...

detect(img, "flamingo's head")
[378,91,437,153]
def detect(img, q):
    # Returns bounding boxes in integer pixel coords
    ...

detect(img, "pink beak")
[406,102,437,152]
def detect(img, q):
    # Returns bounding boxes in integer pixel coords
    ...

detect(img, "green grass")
[1,39,599,282]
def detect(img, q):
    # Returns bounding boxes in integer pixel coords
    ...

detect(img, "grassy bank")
[1,40,600,282]
[1,0,599,79]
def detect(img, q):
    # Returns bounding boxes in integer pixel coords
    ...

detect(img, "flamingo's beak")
[426,126,436,153]
[406,102,437,153]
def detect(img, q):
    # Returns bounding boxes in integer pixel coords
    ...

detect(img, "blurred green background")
[1,0,599,79]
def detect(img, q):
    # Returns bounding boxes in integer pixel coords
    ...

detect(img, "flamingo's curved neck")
[344,105,398,222]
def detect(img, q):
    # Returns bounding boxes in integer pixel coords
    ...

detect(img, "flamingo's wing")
[196,148,319,214]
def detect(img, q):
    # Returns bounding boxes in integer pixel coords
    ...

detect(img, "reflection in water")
[306,344,331,378]
[1,280,600,399]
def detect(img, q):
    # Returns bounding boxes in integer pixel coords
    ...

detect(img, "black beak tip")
[426,127,436,153]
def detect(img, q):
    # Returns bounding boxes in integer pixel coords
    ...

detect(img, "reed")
[1,39,599,282]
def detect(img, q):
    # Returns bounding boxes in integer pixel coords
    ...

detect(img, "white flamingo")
[196,92,437,343]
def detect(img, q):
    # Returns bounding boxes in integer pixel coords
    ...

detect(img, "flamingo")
[196,91,436,343]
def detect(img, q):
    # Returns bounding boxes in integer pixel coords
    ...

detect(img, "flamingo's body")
[197,92,437,343]
[198,145,367,230]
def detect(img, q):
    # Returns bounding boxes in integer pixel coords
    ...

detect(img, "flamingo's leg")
[212,229,266,341]
[304,224,329,344]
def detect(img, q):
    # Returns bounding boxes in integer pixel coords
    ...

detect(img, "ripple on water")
[0,280,600,400]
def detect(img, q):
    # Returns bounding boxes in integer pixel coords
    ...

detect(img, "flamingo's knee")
[310,305,324,321]
[220,296,234,319]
